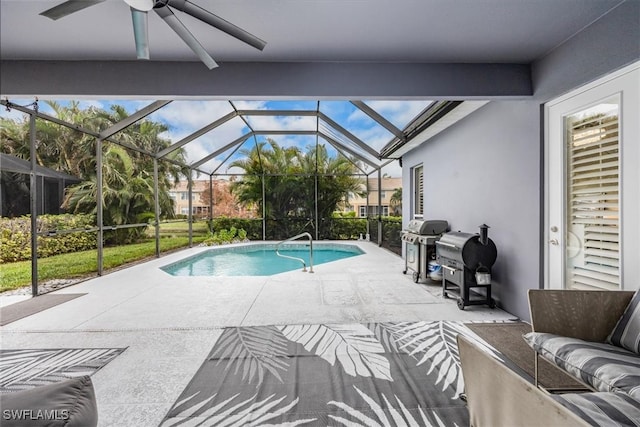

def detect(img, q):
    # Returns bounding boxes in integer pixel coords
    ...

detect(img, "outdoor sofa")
[458,289,640,426]
[0,375,98,426]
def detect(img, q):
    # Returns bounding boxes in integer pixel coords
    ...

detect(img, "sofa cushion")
[607,290,640,354]
[0,375,98,427]
[524,332,640,400]
[552,391,640,427]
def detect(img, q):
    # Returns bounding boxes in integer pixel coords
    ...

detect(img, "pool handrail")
[275,232,314,273]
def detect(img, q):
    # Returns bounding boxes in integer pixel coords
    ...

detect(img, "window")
[382,206,389,216]
[413,165,424,217]
[380,190,386,199]
[180,192,189,200]
[359,206,367,217]
[566,100,620,290]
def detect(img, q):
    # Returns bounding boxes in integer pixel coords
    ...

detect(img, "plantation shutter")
[414,165,424,217]
[567,112,620,290]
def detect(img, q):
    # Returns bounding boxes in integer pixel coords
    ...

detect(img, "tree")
[390,187,402,216]
[228,139,364,237]
[1,101,188,243]
[199,179,257,218]
[229,139,304,220]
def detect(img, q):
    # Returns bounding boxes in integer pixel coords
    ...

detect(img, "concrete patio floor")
[1,241,516,426]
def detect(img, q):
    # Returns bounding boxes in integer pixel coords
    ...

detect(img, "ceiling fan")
[39,0,267,69]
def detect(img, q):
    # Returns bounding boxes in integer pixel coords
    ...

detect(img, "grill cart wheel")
[489,299,496,309]
[412,272,420,283]
[457,298,465,310]
[403,269,407,274]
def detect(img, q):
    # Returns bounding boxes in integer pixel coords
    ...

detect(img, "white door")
[546,62,640,291]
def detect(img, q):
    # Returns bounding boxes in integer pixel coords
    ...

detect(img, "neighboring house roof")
[0,153,81,182]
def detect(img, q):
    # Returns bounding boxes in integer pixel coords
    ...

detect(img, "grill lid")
[405,219,448,235]
[436,225,497,270]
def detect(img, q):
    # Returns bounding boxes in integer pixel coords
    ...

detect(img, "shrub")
[202,226,249,246]
[326,213,367,239]
[210,217,262,240]
[0,214,97,263]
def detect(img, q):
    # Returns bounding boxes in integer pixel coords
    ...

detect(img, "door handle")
[549,239,559,245]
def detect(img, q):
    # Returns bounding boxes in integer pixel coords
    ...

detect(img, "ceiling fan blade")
[154,5,218,69]
[40,0,106,20]
[166,0,266,51]
[130,8,150,59]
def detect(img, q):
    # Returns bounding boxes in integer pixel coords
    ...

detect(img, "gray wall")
[401,0,639,320]
[532,0,640,102]
[403,101,540,319]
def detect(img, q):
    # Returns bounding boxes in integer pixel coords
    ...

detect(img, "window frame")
[412,164,424,218]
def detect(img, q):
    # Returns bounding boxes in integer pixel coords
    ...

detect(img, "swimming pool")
[161,243,364,276]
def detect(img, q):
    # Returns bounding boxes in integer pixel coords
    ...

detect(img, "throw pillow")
[607,290,640,354]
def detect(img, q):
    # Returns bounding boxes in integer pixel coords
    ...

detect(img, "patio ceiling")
[0,1,623,64]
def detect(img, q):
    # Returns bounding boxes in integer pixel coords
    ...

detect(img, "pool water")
[161,243,364,276]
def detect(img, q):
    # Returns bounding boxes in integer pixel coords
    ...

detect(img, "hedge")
[0,214,97,263]
[207,215,401,242]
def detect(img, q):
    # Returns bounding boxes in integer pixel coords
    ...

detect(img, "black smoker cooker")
[436,224,497,310]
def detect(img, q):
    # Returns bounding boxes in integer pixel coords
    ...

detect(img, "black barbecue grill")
[402,219,448,283]
[436,224,497,310]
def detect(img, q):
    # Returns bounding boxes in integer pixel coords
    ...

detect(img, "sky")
[1,98,432,177]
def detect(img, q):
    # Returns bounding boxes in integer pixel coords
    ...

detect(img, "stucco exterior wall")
[403,101,540,319]
[401,0,639,320]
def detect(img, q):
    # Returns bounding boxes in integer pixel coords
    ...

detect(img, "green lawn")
[146,221,209,236]
[0,236,207,293]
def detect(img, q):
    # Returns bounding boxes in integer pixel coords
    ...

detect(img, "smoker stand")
[441,266,495,310]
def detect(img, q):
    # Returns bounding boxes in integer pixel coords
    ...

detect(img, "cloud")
[0,107,28,122]
[148,100,235,132]
[2,97,416,179]
[245,114,316,131]
[362,100,432,128]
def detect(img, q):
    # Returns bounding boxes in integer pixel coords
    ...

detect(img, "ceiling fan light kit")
[39,0,266,69]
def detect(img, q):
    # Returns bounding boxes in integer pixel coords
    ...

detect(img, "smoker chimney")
[479,224,489,246]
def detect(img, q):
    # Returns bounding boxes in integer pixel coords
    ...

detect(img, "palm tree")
[1,101,188,243]
[230,139,303,220]
[390,188,402,216]
[229,139,364,238]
